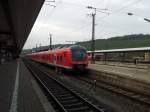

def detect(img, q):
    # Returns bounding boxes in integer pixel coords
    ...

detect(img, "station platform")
[88,61,150,84]
[88,61,150,95]
[0,59,54,112]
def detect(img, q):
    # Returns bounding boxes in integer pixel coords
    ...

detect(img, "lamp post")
[49,34,52,50]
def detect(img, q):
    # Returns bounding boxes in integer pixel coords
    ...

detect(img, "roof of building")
[88,47,150,53]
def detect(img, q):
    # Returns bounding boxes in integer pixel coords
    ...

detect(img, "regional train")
[27,45,88,71]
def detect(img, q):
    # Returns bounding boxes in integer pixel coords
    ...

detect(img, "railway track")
[23,59,110,112]
[68,74,150,106]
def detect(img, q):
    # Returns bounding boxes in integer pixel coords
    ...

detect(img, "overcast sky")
[23,0,150,49]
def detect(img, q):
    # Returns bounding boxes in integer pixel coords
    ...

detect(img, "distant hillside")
[22,34,150,54]
[76,34,150,50]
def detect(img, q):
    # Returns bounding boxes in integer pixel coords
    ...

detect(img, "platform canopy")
[0,0,44,59]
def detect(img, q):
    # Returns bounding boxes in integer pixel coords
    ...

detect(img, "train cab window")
[71,46,87,61]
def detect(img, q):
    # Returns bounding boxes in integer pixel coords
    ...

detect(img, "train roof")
[87,47,150,53]
[55,44,72,49]
[28,45,87,55]
[54,45,86,50]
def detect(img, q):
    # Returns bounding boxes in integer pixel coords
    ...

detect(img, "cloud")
[23,0,150,49]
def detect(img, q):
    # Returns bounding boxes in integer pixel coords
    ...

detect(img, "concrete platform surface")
[95,61,148,69]
[0,60,17,112]
[88,62,150,84]
[0,59,54,112]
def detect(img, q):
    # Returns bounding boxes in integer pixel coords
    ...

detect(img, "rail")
[23,59,107,112]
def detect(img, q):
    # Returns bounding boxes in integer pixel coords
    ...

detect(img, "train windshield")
[71,45,87,61]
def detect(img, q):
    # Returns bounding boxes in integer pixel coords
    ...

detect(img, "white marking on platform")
[9,62,20,112]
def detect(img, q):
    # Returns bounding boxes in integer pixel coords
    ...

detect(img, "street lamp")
[144,18,150,23]
[127,12,150,23]
[127,12,133,16]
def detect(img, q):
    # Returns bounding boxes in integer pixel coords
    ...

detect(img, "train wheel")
[55,67,62,74]
[55,66,58,72]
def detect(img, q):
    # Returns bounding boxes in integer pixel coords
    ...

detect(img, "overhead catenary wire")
[43,0,143,32]
[96,0,143,21]
[84,0,143,26]
[79,0,143,39]
[43,0,143,34]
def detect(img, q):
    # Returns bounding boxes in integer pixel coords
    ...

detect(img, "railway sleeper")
[140,97,150,101]
[55,94,71,97]
[50,91,69,95]
[52,89,69,93]
[60,99,79,104]
[63,102,84,108]
[67,106,91,112]
[57,96,75,100]
[64,104,88,110]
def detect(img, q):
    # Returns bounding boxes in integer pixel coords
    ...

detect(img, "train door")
[53,51,57,66]
[63,51,67,65]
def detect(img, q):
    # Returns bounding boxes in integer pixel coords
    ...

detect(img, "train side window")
[50,55,51,60]
[57,56,59,61]
[64,52,66,57]
[59,56,60,61]
[59,56,61,61]
[60,56,62,62]
[53,55,54,61]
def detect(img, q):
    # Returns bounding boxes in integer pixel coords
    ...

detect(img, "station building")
[87,47,150,63]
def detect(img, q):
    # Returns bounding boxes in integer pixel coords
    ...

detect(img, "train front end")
[70,45,88,71]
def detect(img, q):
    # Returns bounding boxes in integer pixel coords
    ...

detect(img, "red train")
[27,45,88,71]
